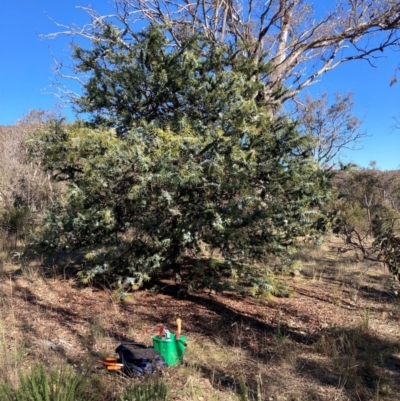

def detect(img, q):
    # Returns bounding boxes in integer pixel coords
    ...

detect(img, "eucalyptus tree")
[296,92,366,171]
[47,0,400,112]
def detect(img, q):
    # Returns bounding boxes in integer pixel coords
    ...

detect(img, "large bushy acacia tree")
[31,27,331,292]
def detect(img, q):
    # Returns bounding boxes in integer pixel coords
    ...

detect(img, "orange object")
[98,359,124,367]
[176,318,182,340]
[107,365,122,371]
[105,357,118,362]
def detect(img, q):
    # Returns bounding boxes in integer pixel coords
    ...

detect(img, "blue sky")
[1,1,399,170]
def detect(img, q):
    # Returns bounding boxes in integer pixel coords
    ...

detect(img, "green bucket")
[152,333,187,366]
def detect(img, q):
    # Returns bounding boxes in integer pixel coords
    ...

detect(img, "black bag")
[115,342,167,376]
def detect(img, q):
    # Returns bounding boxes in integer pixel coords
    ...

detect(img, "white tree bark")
[44,0,400,107]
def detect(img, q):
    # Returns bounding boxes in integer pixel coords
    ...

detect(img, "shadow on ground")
[3,260,400,401]
[297,326,400,401]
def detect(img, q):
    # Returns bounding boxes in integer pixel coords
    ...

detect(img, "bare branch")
[296,91,368,170]
[44,1,400,107]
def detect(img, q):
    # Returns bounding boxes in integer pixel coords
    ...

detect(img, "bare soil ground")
[0,237,399,401]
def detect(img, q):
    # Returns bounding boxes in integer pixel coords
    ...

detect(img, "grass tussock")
[0,364,94,401]
[118,377,168,401]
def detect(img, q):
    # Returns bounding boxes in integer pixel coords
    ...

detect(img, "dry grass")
[0,236,399,400]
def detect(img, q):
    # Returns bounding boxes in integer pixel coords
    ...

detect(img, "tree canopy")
[48,0,400,109]
[296,92,366,171]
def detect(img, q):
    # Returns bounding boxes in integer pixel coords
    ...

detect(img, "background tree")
[332,166,400,279]
[30,27,331,292]
[0,110,61,258]
[296,92,366,171]
[47,0,400,111]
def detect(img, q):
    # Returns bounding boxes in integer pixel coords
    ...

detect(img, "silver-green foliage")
[28,26,332,289]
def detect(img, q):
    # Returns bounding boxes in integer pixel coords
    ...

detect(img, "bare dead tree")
[296,92,367,170]
[44,0,400,108]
